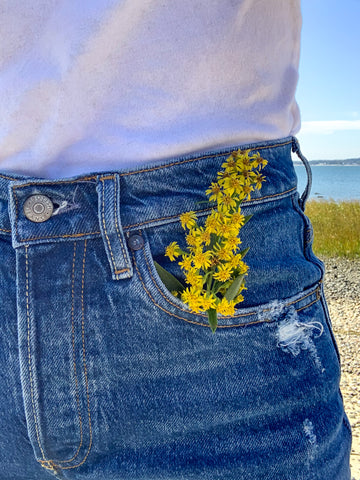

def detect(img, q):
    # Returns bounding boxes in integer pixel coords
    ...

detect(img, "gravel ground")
[322,257,360,480]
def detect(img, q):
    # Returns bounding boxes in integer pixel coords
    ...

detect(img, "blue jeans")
[0,137,352,479]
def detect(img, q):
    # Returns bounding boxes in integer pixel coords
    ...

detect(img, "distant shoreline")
[293,162,360,167]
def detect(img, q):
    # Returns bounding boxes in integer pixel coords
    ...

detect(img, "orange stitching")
[17,231,101,242]
[59,239,94,469]
[120,140,292,178]
[133,247,320,328]
[12,183,296,242]
[0,228,11,233]
[296,296,319,313]
[98,175,116,181]
[113,175,131,272]
[123,187,297,231]
[38,240,93,470]
[12,177,97,190]
[99,177,130,275]
[0,173,18,180]
[14,188,19,240]
[100,179,117,273]
[25,246,49,462]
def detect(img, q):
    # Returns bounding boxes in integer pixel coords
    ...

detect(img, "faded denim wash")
[0,137,352,479]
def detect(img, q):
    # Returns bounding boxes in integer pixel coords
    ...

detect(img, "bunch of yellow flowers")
[162,149,267,332]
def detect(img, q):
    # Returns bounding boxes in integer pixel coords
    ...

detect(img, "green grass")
[305,200,360,259]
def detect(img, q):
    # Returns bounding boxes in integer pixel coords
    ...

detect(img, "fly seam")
[64,238,93,470]
[113,176,131,272]
[51,242,84,464]
[25,246,50,465]
[100,178,129,275]
[38,241,93,470]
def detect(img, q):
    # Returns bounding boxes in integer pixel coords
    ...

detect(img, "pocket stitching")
[133,245,322,328]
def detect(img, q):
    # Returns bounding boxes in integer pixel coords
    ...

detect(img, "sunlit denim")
[0,137,352,479]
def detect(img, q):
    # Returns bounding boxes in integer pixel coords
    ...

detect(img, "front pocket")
[16,241,92,474]
[130,228,324,329]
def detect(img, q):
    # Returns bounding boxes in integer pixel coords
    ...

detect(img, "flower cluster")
[164,149,267,331]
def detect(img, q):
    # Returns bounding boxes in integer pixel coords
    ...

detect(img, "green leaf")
[209,233,218,250]
[239,246,250,259]
[154,261,185,294]
[243,214,253,226]
[207,309,218,333]
[224,274,246,301]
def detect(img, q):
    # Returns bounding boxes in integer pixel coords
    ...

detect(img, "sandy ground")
[322,257,360,480]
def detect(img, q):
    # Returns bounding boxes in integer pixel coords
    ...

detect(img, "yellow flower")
[239,184,254,201]
[217,194,237,212]
[213,242,233,261]
[200,293,217,311]
[204,212,218,234]
[234,150,252,171]
[254,173,266,190]
[236,261,249,275]
[165,242,181,261]
[192,248,213,270]
[234,293,244,304]
[205,182,223,203]
[180,211,197,230]
[178,254,193,271]
[181,286,203,313]
[221,151,239,171]
[224,235,241,250]
[186,228,202,247]
[162,148,267,330]
[221,175,243,197]
[213,263,233,282]
[228,253,244,269]
[251,152,268,170]
[185,270,204,289]
[216,220,238,238]
[216,298,236,316]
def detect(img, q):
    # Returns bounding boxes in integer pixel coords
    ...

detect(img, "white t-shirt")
[0,0,301,178]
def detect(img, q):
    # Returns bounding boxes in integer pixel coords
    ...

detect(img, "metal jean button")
[127,234,144,251]
[23,195,54,223]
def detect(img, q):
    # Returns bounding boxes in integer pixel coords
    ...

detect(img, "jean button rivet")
[23,195,54,223]
[127,234,144,251]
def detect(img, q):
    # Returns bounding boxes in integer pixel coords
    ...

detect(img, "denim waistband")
[0,137,309,257]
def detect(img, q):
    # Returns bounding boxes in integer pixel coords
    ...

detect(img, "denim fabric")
[0,137,351,479]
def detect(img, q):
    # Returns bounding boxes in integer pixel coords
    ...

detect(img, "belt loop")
[96,174,133,280]
[292,137,312,211]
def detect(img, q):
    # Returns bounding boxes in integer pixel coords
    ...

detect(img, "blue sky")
[296,0,360,160]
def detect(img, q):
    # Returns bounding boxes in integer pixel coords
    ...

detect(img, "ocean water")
[294,165,360,201]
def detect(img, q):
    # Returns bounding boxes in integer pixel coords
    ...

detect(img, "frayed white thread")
[303,419,317,445]
[52,186,80,216]
[52,200,69,216]
[257,300,286,323]
[303,419,318,462]
[277,319,324,356]
[276,309,325,371]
